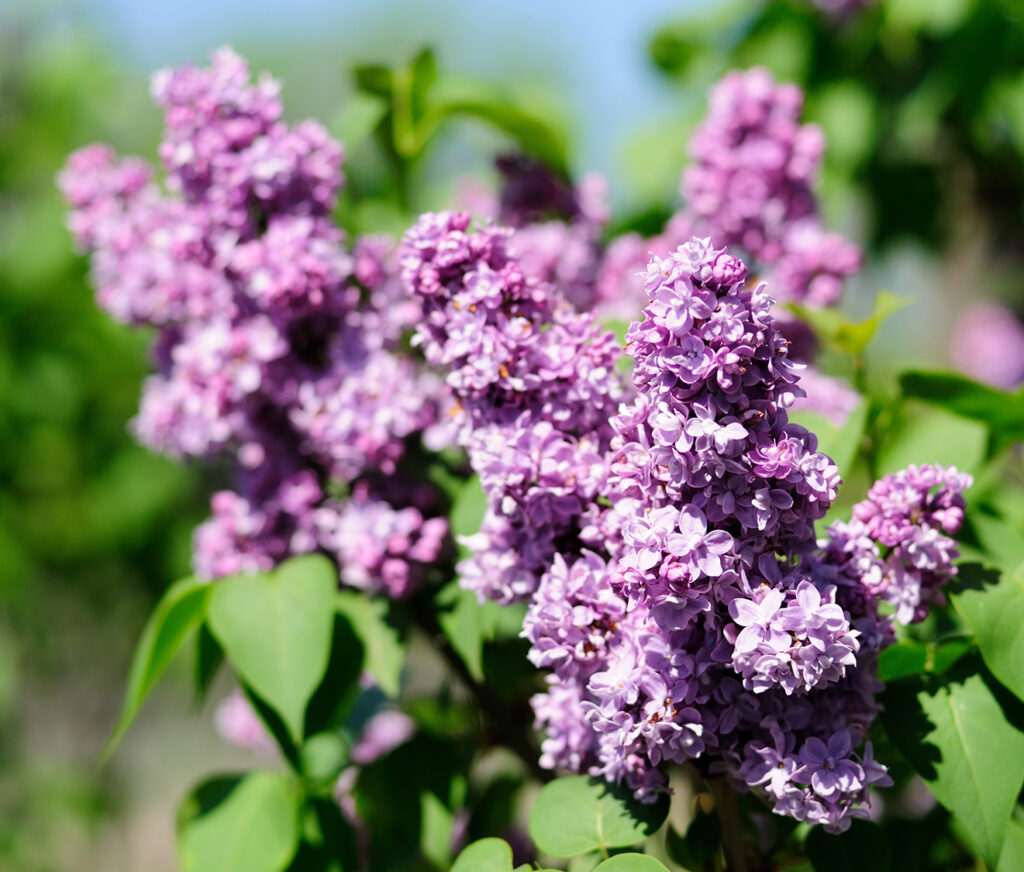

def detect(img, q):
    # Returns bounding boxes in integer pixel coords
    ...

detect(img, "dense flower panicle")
[822,464,972,624]
[508,239,968,830]
[683,69,821,262]
[193,470,321,581]
[61,48,449,610]
[291,343,444,481]
[680,68,861,308]
[402,211,627,602]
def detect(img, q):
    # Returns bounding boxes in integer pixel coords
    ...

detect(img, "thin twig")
[708,777,750,872]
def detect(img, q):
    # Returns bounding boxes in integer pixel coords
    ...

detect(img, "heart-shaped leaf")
[593,855,670,872]
[528,776,669,858]
[178,771,299,872]
[208,555,337,743]
[452,838,514,872]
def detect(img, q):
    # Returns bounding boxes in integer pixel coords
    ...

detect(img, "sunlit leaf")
[208,555,337,743]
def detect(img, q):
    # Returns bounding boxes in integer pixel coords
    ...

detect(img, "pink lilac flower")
[950,301,1024,389]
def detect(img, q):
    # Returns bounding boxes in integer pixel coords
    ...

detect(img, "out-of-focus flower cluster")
[60,48,451,598]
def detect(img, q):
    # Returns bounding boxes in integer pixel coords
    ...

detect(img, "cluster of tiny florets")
[60,48,450,596]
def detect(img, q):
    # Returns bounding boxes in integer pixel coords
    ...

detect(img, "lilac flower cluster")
[950,301,1024,389]
[681,68,862,307]
[451,238,970,830]
[401,210,627,602]
[820,465,970,624]
[60,48,449,596]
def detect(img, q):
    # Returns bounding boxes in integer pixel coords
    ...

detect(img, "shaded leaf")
[883,675,1024,868]
[193,622,222,706]
[178,771,299,872]
[437,581,486,682]
[953,561,1024,701]
[528,775,669,858]
[336,592,403,697]
[303,612,364,737]
[805,819,891,871]
[900,371,1024,453]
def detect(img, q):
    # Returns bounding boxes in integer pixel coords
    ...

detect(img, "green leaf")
[208,555,337,744]
[352,63,392,98]
[450,475,488,540]
[664,808,720,870]
[528,775,669,858]
[451,838,514,872]
[102,576,210,761]
[420,790,455,869]
[877,403,987,477]
[882,675,1024,868]
[437,581,486,682]
[805,819,891,871]
[789,291,909,356]
[953,562,1024,701]
[593,856,669,872]
[178,771,299,872]
[300,732,350,787]
[429,78,569,175]
[336,592,404,697]
[329,92,387,154]
[876,639,972,682]
[900,371,1024,454]
[997,817,1024,872]
[303,612,364,737]
[193,622,223,705]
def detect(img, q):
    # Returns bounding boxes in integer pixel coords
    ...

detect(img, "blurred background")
[2,0,1023,868]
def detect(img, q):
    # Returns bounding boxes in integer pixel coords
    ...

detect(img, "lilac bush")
[61,46,1024,872]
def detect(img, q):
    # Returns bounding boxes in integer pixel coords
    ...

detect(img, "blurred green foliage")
[0,20,207,872]
[649,0,1024,258]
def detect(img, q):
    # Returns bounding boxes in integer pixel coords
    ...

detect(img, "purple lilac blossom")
[401,210,627,603]
[949,301,1024,389]
[487,239,968,831]
[60,46,449,606]
[680,68,861,307]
